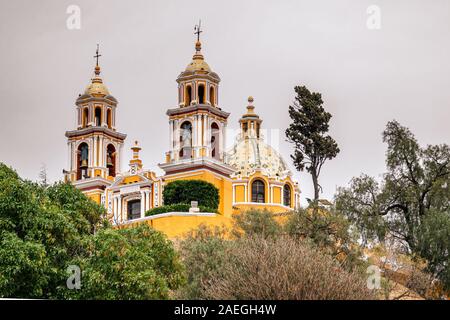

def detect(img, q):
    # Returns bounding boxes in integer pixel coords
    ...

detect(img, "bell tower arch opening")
[82,108,89,128]
[107,109,112,129]
[211,122,220,159]
[77,142,89,180]
[185,85,192,106]
[106,144,116,177]
[210,86,215,106]
[198,84,205,104]
[179,121,193,159]
[94,107,102,126]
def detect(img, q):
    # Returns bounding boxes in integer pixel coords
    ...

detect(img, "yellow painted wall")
[273,186,282,204]
[86,192,102,204]
[119,214,232,239]
[232,203,292,215]
[235,185,245,203]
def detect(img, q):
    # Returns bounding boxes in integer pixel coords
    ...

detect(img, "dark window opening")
[82,108,89,128]
[252,180,265,203]
[211,122,220,160]
[77,143,89,180]
[179,121,193,159]
[127,199,141,220]
[210,87,215,106]
[107,109,112,129]
[106,144,116,177]
[283,184,292,207]
[198,85,205,104]
[94,107,102,126]
[185,86,192,106]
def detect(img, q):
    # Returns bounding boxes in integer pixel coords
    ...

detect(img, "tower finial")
[194,20,202,43]
[93,44,102,75]
[94,44,101,66]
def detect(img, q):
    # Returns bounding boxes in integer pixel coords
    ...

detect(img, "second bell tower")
[160,25,235,178]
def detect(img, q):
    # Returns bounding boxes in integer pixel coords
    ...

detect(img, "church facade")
[64,34,300,237]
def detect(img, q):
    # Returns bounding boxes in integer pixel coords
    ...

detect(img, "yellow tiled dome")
[185,41,211,73]
[84,66,110,96]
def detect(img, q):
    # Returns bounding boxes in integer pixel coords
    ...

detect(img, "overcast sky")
[0,0,449,203]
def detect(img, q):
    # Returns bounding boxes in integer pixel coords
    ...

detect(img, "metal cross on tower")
[94,44,102,67]
[194,20,202,42]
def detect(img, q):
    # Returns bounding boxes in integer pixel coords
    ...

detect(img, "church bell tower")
[64,46,126,197]
[160,23,234,177]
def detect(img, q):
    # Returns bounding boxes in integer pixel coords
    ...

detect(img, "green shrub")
[75,224,185,300]
[145,204,218,216]
[232,209,281,239]
[176,224,228,299]
[163,180,219,209]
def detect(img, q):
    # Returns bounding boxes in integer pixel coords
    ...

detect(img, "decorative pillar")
[117,195,122,223]
[140,190,145,218]
[174,119,180,160]
[145,190,150,212]
[113,196,117,224]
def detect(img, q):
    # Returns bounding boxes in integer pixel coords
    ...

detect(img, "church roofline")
[166,104,230,118]
[76,94,118,105]
[65,127,127,140]
[159,158,236,177]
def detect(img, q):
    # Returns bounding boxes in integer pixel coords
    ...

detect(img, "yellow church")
[64,32,300,238]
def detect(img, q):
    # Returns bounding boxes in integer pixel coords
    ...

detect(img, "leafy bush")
[163,180,219,209]
[0,163,105,298]
[0,163,186,300]
[178,230,376,300]
[145,204,217,216]
[205,236,376,300]
[284,208,364,271]
[416,210,450,292]
[176,225,228,299]
[232,209,281,239]
[74,224,185,300]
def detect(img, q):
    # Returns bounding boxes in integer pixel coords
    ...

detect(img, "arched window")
[106,144,116,177]
[94,107,102,126]
[107,109,112,129]
[82,108,89,128]
[211,122,220,159]
[185,85,192,106]
[127,199,141,220]
[210,86,215,106]
[198,84,205,104]
[77,143,89,180]
[251,180,265,203]
[179,121,192,159]
[283,184,292,207]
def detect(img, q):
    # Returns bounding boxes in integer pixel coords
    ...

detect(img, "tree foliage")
[74,224,185,300]
[177,210,375,299]
[0,163,104,298]
[285,207,364,271]
[335,121,450,290]
[163,180,219,210]
[232,209,281,239]
[286,85,340,201]
[0,163,185,299]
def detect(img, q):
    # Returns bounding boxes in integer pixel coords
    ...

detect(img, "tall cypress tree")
[286,86,340,202]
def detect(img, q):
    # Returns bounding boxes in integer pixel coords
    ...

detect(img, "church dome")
[226,97,291,180]
[84,66,110,96]
[184,41,211,73]
[226,137,290,180]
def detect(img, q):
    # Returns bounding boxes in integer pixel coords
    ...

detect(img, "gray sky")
[0,0,449,204]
